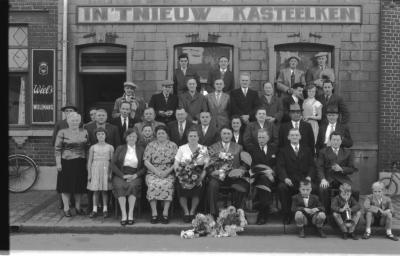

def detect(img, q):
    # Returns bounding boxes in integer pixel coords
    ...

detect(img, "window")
[9,25,28,125]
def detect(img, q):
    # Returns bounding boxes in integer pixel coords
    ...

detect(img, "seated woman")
[55,112,89,217]
[110,128,145,226]
[230,115,245,147]
[144,125,178,224]
[174,127,209,223]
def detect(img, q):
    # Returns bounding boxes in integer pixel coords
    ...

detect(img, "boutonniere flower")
[272,154,276,158]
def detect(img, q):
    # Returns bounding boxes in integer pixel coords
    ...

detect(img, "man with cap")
[316,106,353,154]
[317,131,358,212]
[173,53,201,95]
[320,79,350,125]
[281,83,305,123]
[276,55,306,97]
[279,103,315,155]
[306,52,335,99]
[206,56,234,93]
[148,80,178,124]
[112,81,146,120]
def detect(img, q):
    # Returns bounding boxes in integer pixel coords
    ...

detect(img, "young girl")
[87,127,114,218]
[302,84,322,144]
[138,124,155,148]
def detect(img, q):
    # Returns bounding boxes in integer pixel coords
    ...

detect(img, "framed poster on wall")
[174,43,233,83]
[31,49,55,124]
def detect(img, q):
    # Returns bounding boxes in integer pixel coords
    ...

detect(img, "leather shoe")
[257,217,267,225]
[150,216,158,224]
[342,232,348,240]
[349,232,359,240]
[103,211,109,218]
[362,232,371,239]
[298,227,305,238]
[161,216,169,224]
[127,219,135,225]
[76,209,86,215]
[58,200,64,210]
[63,209,72,217]
[386,234,399,241]
[89,211,97,218]
[183,215,191,223]
[120,220,127,226]
[318,228,327,238]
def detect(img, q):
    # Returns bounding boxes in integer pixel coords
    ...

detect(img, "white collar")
[291,144,299,149]
[220,68,227,73]
[292,95,298,102]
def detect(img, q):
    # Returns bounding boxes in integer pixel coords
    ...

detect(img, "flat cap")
[123,81,137,89]
[288,55,300,62]
[315,52,328,58]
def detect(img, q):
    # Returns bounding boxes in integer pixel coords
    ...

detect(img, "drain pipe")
[61,0,68,109]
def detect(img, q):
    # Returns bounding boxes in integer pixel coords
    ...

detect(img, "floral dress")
[144,140,178,201]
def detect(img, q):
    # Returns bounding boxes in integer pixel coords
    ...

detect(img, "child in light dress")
[87,127,114,218]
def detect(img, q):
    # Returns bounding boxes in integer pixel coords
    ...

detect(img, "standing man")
[277,128,317,224]
[110,102,137,143]
[320,79,350,125]
[279,103,315,155]
[179,78,208,124]
[206,56,234,93]
[196,111,219,147]
[206,78,230,130]
[306,52,335,99]
[281,83,304,123]
[167,108,192,147]
[316,106,353,153]
[276,55,306,97]
[230,72,260,125]
[134,107,165,138]
[112,81,146,120]
[84,107,97,128]
[317,131,358,212]
[173,53,200,95]
[148,80,178,124]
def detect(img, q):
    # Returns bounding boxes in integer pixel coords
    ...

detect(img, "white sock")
[103,205,108,212]
[366,228,371,234]
[386,230,392,236]
[93,205,98,212]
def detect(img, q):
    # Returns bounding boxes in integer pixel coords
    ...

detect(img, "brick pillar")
[379,0,400,171]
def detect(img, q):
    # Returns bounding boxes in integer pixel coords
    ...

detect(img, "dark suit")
[277,145,317,217]
[173,67,200,95]
[230,88,259,122]
[281,95,304,123]
[110,116,137,144]
[316,122,353,153]
[316,147,358,211]
[196,124,219,147]
[178,92,208,122]
[148,92,179,124]
[291,194,325,227]
[243,121,279,152]
[167,120,192,147]
[306,66,335,100]
[206,69,234,93]
[206,141,246,215]
[320,94,350,124]
[259,94,284,124]
[85,122,121,149]
[278,120,315,155]
[231,131,244,148]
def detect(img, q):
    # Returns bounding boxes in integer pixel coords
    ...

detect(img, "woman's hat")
[124,81,137,89]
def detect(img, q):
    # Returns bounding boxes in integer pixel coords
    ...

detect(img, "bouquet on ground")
[215,206,247,237]
[180,213,217,239]
[206,149,239,181]
[175,147,208,189]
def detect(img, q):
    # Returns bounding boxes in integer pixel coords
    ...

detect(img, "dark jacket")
[196,124,220,147]
[316,122,353,152]
[281,95,304,123]
[173,67,201,95]
[206,69,234,93]
[148,92,179,124]
[167,120,192,147]
[331,195,361,214]
[320,94,350,124]
[178,91,208,122]
[278,120,315,155]
[243,121,279,152]
[110,116,138,144]
[230,87,259,122]
[259,94,284,124]
[250,143,277,169]
[291,193,325,213]
[85,122,121,149]
[110,144,145,178]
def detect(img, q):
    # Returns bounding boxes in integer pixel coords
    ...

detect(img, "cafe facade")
[8,0,400,194]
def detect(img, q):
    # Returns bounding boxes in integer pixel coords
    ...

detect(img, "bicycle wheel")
[9,154,38,193]
[379,177,398,196]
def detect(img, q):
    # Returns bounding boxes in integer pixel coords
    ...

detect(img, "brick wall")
[379,0,400,171]
[9,137,55,166]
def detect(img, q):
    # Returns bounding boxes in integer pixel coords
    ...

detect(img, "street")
[10,233,399,254]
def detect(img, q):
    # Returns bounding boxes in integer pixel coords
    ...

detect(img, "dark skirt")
[58,158,87,194]
[176,180,204,198]
[112,166,142,198]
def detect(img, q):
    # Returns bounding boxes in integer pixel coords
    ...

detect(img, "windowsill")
[9,129,53,137]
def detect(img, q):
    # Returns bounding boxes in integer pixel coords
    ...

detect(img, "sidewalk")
[9,190,400,235]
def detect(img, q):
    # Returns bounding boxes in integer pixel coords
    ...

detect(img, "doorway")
[80,73,125,123]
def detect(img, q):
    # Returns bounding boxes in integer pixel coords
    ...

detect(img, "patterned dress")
[144,140,178,201]
[87,144,114,191]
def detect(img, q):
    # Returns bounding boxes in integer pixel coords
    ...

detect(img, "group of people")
[51,52,397,241]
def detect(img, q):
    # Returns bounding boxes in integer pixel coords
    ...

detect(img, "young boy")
[362,181,399,241]
[291,179,327,238]
[331,183,361,240]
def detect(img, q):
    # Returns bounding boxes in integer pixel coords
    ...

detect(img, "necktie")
[294,122,299,129]
[224,143,229,152]
[243,88,247,97]
[263,146,268,155]
[122,117,127,131]
[334,148,339,156]
[294,146,299,156]
[178,122,184,138]
[216,93,221,105]
[291,70,295,86]
[221,70,225,79]
[325,95,329,102]
[203,126,207,135]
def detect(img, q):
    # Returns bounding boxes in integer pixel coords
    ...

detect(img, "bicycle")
[379,161,400,196]
[9,154,39,193]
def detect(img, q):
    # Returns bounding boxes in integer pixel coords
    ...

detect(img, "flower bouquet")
[206,149,237,181]
[180,213,216,239]
[215,206,247,237]
[175,147,208,189]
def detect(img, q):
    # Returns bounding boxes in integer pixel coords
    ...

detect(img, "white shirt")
[260,144,268,155]
[292,95,299,103]
[291,143,300,153]
[220,68,227,73]
[175,144,208,163]
[291,121,300,129]
[178,120,186,131]
[181,68,187,75]
[242,87,248,95]
[258,122,264,129]
[303,197,310,207]
[123,145,138,168]
[222,142,230,152]
[202,125,209,135]
[324,122,336,144]
[332,147,339,156]
[233,133,239,143]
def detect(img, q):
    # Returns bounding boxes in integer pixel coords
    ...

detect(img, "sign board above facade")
[77,6,361,24]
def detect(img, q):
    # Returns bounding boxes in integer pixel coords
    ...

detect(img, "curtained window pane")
[9,75,26,125]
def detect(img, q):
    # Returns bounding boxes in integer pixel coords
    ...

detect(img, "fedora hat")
[288,55,300,62]
[61,105,77,112]
[326,106,339,114]
[289,103,302,112]
[315,52,328,58]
